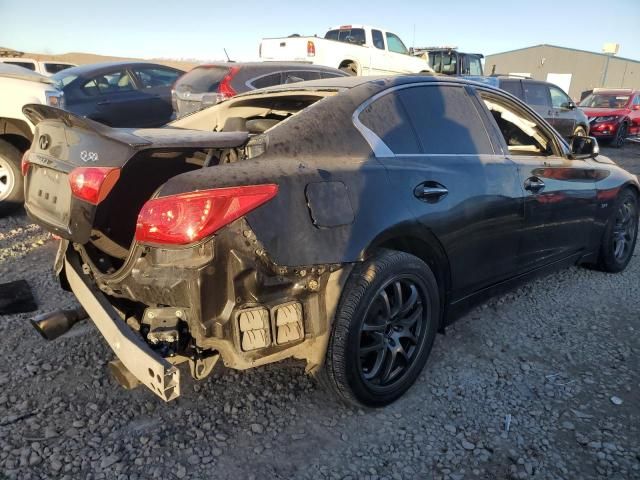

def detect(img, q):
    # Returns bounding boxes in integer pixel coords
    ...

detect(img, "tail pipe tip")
[30,307,88,341]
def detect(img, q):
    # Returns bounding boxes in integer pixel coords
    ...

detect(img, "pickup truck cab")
[0,58,76,76]
[260,25,433,76]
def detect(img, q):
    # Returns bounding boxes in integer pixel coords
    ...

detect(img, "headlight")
[594,115,619,123]
[45,90,65,110]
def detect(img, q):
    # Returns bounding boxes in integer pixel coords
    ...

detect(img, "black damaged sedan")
[22,76,638,407]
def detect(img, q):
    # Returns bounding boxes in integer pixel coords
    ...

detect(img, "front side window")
[385,33,409,55]
[467,57,483,76]
[82,70,136,96]
[428,52,442,73]
[133,67,181,88]
[549,86,572,109]
[372,30,385,50]
[523,82,551,107]
[479,91,554,156]
[440,53,457,74]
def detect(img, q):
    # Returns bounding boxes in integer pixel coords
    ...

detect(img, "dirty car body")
[22,76,639,406]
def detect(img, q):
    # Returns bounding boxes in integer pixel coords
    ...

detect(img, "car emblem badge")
[38,134,50,150]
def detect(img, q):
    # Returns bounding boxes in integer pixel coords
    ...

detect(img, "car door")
[523,81,555,130]
[130,66,182,126]
[549,84,577,137]
[384,32,412,74]
[475,88,600,271]
[357,83,525,299]
[369,29,389,75]
[77,69,151,127]
[629,94,640,136]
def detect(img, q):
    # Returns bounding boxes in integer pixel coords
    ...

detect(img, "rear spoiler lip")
[22,104,249,150]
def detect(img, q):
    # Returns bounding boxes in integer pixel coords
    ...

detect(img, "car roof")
[53,61,182,77]
[191,61,346,73]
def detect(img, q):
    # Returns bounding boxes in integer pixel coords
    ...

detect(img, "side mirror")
[561,101,576,110]
[569,135,599,160]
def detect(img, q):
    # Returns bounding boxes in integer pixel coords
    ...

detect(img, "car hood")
[580,107,628,119]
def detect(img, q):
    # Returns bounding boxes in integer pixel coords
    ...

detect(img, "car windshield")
[51,72,78,89]
[325,28,366,45]
[579,93,630,108]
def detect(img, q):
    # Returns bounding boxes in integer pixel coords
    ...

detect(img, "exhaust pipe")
[30,307,88,340]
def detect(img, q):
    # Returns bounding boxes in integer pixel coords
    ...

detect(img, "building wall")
[485,45,640,100]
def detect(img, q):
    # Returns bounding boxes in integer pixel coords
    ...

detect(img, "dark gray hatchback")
[172,62,347,118]
[467,76,590,139]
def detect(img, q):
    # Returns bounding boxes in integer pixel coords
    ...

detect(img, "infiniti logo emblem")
[38,134,51,150]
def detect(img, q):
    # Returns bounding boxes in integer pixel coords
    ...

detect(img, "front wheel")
[319,250,440,407]
[612,122,628,148]
[596,189,638,273]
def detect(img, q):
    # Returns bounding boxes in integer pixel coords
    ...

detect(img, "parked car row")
[22,75,639,406]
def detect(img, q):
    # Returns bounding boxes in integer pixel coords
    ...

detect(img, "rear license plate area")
[27,166,72,228]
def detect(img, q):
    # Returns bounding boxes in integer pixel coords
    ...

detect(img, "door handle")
[414,182,448,203]
[524,176,545,193]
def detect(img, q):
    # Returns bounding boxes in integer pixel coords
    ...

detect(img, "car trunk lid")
[22,104,249,244]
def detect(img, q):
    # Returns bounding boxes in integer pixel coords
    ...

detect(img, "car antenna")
[224,48,234,63]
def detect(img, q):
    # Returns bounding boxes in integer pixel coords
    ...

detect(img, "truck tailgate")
[260,37,313,61]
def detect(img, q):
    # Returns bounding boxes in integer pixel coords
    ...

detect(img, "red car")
[579,88,640,147]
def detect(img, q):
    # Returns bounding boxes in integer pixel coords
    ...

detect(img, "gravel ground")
[0,145,639,480]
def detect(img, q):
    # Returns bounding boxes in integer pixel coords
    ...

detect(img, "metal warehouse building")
[484,44,640,101]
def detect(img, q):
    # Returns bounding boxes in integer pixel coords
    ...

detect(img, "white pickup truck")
[0,64,65,215]
[260,24,433,76]
[0,58,76,76]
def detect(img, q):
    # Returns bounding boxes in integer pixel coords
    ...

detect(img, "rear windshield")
[3,61,36,71]
[45,63,73,74]
[174,66,231,94]
[325,28,366,45]
[579,93,630,108]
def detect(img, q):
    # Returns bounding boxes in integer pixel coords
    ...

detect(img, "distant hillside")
[1,47,202,71]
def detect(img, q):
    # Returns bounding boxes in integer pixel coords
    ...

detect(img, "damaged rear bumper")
[63,253,180,401]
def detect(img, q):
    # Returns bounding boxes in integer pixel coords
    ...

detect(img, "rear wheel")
[339,61,358,76]
[0,139,24,216]
[596,189,638,272]
[319,250,439,407]
[612,122,628,148]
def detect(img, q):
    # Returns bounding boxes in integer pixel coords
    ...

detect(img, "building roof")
[487,44,640,65]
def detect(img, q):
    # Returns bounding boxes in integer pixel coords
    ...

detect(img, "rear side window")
[4,61,36,71]
[500,80,524,99]
[359,91,421,154]
[325,28,366,45]
[44,63,72,74]
[524,82,551,107]
[284,70,321,82]
[251,73,282,89]
[133,67,181,88]
[372,30,385,50]
[175,66,230,93]
[399,86,493,154]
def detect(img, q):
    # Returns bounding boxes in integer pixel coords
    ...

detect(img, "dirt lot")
[0,145,639,480]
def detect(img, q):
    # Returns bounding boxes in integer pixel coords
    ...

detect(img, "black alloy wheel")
[358,276,427,389]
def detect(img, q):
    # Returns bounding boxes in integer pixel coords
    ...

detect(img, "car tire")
[612,122,628,148]
[595,188,638,273]
[318,249,440,407]
[0,139,24,217]
[573,126,587,137]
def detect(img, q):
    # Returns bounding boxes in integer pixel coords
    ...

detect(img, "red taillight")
[135,184,278,245]
[307,40,316,57]
[68,167,120,205]
[218,66,239,99]
[21,151,31,176]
